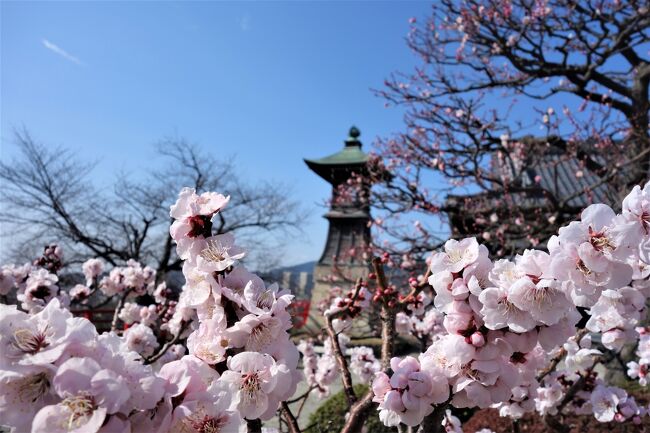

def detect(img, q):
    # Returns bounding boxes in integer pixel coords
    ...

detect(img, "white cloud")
[240,14,251,31]
[42,39,84,65]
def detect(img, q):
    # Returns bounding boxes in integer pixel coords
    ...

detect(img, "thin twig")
[325,314,357,406]
[145,320,190,364]
[281,401,302,433]
[285,386,316,405]
[110,288,133,332]
[537,328,589,382]
[338,257,399,433]
[296,389,311,419]
[322,278,365,406]
[400,268,432,305]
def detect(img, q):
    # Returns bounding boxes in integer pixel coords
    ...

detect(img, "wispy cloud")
[42,39,84,65]
[240,14,251,32]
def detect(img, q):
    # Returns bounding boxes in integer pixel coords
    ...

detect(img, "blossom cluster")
[1,179,649,432]
[372,182,650,427]
[627,327,650,387]
[0,299,168,433]
[297,337,341,398]
[0,187,302,433]
[324,283,372,332]
[98,260,155,297]
[1,246,68,313]
[297,331,380,398]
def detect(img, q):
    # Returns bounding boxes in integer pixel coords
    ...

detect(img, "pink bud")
[470,332,485,347]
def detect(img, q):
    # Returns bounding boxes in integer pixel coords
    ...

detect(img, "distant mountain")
[263,260,316,299]
[271,261,316,274]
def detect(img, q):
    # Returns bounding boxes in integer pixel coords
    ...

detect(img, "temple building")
[304,126,371,308]
[445,139,618,255]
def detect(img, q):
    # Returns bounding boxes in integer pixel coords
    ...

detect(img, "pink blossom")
[373,356,448,426]
[82,258,104,285]
[430,238,481,274]
[187,315,228,365]
[0,266,16,295]
[0,365,57,432]
[19,268,59,312]
[220,352,290,420]
[169,381,244,433]
[170,187,230,220]
[169,188,230,258]
[69,284,91,302]
[478,285,536,332]
[153,282,170,304]
[139,305,159,326]
[191,233,246,273]
[0,299,96,367]
[118,302,142,325]
[123,323,159,357]
[590,385,621,422]
[226,312,285,352]
[347,346,380,382]
[32,357,130,433]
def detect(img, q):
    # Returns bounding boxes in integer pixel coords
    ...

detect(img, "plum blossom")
[590,384,624,422]
[170,188,230,259]
[429,237,481,274]
[535,379,564,416]
[99,260,155,297]
[297,339,337,397]
[549,204,634,307]
[220,352,292,420]
[0,299,95,367]
[507,250,571,326]
[124,323,159,357]
[192,233,246,273]
[441,409,463,433]
[169,380,245,433]
[226,312,286,353]
[562,337,601,377]
[0,365,57,432]
[372,356,449,426]
[478,284,536,332]
[31,357,130,433]
[187,314,228,365]
[627,327,649,386]
[82,258,104,285]
[69,284,91,302]
[347,346,380,382]
[19,268,60,313]
[0,185,305,433]
[153,282,170,304]
[1,181,649,433]
[139,305,159,326]
[585,288,645,350]
[118,302,142,325]
[0,266,16,295]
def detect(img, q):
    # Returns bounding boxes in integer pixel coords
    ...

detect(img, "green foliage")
[307,384,396,433]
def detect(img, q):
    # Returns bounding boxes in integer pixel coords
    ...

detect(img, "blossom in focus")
[221,352,293,420]
[372,356,448,426]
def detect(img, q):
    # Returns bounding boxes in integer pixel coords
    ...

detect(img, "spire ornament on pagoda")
[304,126,372,310]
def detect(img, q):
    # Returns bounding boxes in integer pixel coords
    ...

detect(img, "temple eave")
[324,210,370,219]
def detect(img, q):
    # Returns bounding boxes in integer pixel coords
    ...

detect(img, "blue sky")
[1,1,432,265]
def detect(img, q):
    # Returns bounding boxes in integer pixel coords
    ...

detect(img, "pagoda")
[304,126,371,308]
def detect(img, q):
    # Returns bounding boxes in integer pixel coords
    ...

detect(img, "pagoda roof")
[304,126,369,182]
